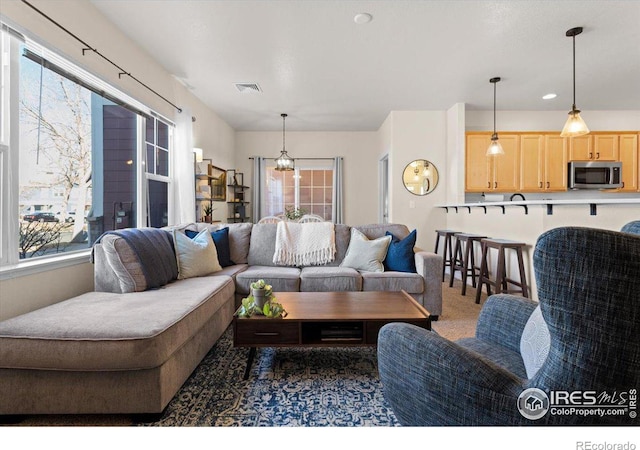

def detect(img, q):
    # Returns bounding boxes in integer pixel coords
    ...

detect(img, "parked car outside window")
[23,212,60,223]
[54,212,76,223]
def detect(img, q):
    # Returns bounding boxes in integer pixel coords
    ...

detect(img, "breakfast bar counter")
[436,197,639,302]
[437,197,640,216]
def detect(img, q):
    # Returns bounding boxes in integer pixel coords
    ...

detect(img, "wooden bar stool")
[475,238,529,304]
[434,229,458,282]
[449,233,487,295]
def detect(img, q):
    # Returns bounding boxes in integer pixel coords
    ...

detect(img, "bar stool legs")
[435,230,458,282]
[475,238,529,304]
[449,233,486,295]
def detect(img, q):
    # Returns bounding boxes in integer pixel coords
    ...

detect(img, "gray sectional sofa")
[0,222,442,416]
[191,222,442,317]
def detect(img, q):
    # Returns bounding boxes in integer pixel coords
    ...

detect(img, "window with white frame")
[145,116,171,228]
[264,165,334,220]
[0,24,174,266]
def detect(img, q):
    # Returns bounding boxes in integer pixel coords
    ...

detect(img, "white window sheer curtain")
[172,107,195,224]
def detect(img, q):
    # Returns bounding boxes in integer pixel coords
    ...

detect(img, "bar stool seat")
[475,238,529,304]
[434,229,458,282]
[449,233,487,295]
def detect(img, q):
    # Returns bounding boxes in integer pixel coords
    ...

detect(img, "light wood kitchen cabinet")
[545,135,569,190]
[520,134,568,192]
[618,134,639,192]
[466,130,638,194]
[520,135,544,191]
[569,134,619,161]
[465,133,519,192]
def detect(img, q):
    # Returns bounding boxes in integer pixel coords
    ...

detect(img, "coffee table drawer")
[235,321,299,345]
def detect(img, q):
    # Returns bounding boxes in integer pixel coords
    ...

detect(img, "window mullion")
[294,167,300,209]
[137,116,147,228]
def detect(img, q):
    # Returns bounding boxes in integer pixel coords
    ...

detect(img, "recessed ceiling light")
[354,13,372,24]
[542,93,557,100]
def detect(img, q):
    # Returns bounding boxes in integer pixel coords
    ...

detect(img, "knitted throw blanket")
[273,221,336,266]
[92,228,178,289]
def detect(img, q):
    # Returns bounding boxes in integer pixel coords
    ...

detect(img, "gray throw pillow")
[339,228,391,272]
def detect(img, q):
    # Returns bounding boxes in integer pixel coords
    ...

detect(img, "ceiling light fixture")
[354,13,372,24]
[486,77,504,156]
[543,93,557,100]
[560,27,590,137]
[274,113,295,171]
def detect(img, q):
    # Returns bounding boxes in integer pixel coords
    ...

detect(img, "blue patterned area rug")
[142,326,399,427]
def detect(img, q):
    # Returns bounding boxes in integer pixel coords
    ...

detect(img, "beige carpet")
[433,279,485,341]
[5,280,484,426]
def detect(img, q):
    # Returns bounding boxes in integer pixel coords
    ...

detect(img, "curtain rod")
[21,0,183,114]
[248,157,339,160]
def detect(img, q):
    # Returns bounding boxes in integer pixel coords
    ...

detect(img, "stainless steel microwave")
[568,161,622,189]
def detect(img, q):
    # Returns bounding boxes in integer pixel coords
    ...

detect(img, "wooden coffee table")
[233,290,431,379]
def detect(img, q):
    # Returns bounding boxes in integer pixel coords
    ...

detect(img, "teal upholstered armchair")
[377,224,640,425]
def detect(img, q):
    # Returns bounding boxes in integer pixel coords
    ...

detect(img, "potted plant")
[235,279,287,318]
[250,279,272,308]
[284,206,307,221]
[202,204,213,223]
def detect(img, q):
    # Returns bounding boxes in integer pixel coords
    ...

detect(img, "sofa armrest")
[377,322,525,426]
[414,250,442,314]
[475,294,538,354]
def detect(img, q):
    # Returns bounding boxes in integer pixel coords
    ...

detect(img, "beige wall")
[446,103,466,204]
[0,0,236,320]
[466,110,640,132]
[385,111,448,251]
[0,262,94,319]
[234,130,380,226]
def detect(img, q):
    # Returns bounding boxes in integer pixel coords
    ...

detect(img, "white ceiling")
[90,0,640,131]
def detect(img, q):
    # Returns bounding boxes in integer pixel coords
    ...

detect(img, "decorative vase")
[251,288,267,309]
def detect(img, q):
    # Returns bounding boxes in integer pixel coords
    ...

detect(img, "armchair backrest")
[621,220,640,235]
[530,227,640,394]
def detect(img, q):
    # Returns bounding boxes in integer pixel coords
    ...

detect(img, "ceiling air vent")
[234,83,262,93]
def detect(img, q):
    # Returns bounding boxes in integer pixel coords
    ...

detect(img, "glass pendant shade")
[560,109,590,137]
[486,134,505,156]
[275,150,295,171]
[274,113,295,171]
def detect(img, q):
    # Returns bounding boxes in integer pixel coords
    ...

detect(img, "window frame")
[263,161,334,221]
[142,116,173,228]
[0,23,175,278]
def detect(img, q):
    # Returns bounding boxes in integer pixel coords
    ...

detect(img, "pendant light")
[274,113,295,171]
[486,77,504,156]
[560,27,590,137]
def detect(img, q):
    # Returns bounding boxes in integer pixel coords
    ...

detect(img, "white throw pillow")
[339,228,392,272]
[172,229,222,279]
[520,305,551,378]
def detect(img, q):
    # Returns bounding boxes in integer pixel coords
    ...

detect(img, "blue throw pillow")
[185,227,235,267]
[383,229,417,273]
